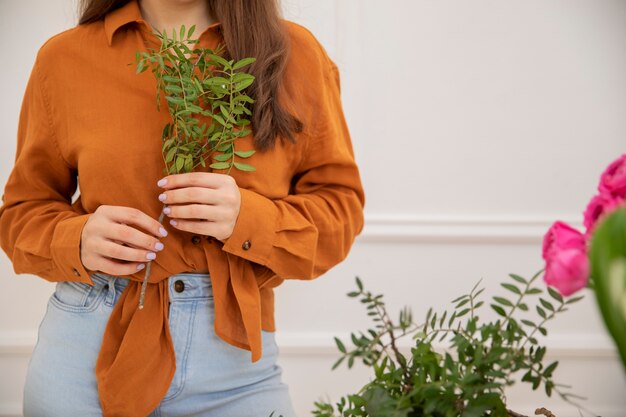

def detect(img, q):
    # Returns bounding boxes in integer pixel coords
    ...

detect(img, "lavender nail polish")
[158,193,167,202]
[159,227,168,237]
[157,178,168,187]
[147,252,157,260]
[137,263,146,270]
[155,242,164,251]
[163,206,171,215]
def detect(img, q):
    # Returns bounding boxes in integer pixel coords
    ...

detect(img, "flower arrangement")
[543,154,626,367]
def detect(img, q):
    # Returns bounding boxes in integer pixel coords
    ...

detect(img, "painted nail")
[137,263,146,270]
[158,193,167,202]
[147,252,157,260]
[159,227,168,237]
[169,219,178,226]
[163,206,171,215]
[157,178,168,187]
[155,242,164,251]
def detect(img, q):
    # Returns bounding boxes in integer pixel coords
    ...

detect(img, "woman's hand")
[81,205,168,275]
[157,172,241,241]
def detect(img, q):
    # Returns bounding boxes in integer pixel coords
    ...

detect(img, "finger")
[105,206,168,238]
[158,187,221,205]
[169,218,229,240]
[92,256,147,277]
[105,223,165,252]
[99,239,159,263]
[157,172,234,190]
[165,203,228,221]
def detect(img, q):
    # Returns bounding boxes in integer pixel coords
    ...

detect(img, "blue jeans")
[23,272,297,417]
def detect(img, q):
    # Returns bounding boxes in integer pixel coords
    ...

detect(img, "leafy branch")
[132,25,257,308]
[314,271,595,417]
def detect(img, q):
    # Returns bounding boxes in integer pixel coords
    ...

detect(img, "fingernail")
[170,219,178,226]
[158,193,167,202]
[155,242,164,251]
[147,252,157,260]
[159,227,168,237]
[163,206,171,215]
[157,178,168,187]
[137,263,146,270]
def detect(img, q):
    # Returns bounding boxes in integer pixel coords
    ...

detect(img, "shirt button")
[174,280,185,293]
[72,267,81,277]
[191,235,201,245]
[242,240,252,251]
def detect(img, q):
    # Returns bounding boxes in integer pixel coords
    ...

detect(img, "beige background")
[1,0,626,416]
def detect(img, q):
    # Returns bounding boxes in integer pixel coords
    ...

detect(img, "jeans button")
[174,280,185,293]
[191,235,201,245]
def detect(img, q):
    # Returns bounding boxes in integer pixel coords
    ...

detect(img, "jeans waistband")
[89,272,213,302]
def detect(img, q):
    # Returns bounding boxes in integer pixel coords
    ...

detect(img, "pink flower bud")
[542,221,589,296]
[598,154,626,199]
[583,194,622,238]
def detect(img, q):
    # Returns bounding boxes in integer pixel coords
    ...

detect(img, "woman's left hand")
[157,173,241,241]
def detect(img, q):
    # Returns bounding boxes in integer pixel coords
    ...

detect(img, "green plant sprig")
[135,24,257,176]
[314,271,594,417]
[132,24,257,308]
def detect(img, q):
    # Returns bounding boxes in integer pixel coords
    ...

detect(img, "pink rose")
[542,221,589,296]
[583,194,622,237]
[598,154,626,198]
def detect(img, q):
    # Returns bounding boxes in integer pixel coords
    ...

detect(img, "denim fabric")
[23,272,297,417]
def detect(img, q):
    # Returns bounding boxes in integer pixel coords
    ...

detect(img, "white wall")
[1,1,626,416]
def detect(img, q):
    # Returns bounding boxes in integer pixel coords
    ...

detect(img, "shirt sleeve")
[0,54,95,284]
[222,62,365,280]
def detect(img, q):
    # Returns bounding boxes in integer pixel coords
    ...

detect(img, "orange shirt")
[0,1,365,416]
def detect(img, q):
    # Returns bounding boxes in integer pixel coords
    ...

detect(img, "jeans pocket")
[49,274,108,313]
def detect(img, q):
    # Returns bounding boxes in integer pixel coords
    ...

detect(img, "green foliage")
[313,272,589,417]
[135,25,256,175]
[590,207,626,369]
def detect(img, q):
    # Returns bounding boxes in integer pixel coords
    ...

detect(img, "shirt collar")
[104,0,221,47]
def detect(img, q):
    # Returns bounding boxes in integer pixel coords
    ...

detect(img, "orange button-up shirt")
[0,1,364,416]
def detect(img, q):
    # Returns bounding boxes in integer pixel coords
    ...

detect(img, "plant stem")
[138,209,166,309]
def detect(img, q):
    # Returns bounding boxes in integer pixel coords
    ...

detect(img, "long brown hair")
[79,0,302,151]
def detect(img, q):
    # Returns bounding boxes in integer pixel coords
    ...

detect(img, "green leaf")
[539,298,555,312]
[234,162,256,172]
[491,304,507,317]
[334,337,346,353]
[209,161,230,170]
[493,296,513,307]
[536,305,547,319]
[213,153,232,162]
[175,156,184,172]
[180,24,185,40]
[501,283,521,295]
[165,147,177,163]
[187,24,195,39]
[510,274,528,284]
[235,149,255,158]
[356,277,363,291]
[208,54,231,69]
[233,57,257,70]
[547,287,564,303]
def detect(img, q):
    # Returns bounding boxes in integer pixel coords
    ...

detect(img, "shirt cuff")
[51,214,95,284]
[221,188,278,265]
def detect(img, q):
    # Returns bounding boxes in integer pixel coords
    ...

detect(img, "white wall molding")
[0,330,615,359]
[358,214,583,244]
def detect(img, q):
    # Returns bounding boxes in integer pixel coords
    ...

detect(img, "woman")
[0,0,364,416]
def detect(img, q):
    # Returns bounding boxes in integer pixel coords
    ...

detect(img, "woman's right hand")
[80,205,167,276]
